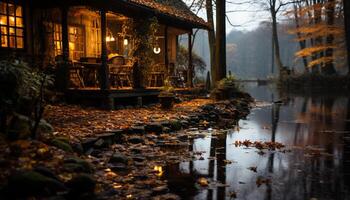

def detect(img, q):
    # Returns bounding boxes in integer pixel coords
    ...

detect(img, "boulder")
[4,171,66,198]
[66,174,96,199]
[109,152,129,164]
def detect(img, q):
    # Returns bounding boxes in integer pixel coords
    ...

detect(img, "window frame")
[0,0,25,50]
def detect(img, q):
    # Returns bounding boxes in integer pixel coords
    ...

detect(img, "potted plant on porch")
[159,78,175,109]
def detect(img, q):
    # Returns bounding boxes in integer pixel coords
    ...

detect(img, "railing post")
[100,8,110,90]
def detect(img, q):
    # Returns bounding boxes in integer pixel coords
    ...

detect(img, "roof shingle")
[128,0,209,28]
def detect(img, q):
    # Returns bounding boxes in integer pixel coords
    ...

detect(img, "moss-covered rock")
[3,171,66,198]
[63,157,93,173]
[51,139,73,152]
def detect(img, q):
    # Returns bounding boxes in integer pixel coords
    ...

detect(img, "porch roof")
[127,0,210,29]
[32,0,210,30]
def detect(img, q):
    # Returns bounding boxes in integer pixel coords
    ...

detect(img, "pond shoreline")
[0,93,253,199]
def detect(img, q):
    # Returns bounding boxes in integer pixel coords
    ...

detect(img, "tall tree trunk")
[344,0,350,74]
[271,7,284,78]
[294,3,309,72]
[306,0,319,73]
[314,0,324,72]
[268,0,283,78]
[206,0,216,85]
[215,0,227,81]
[323,0,336,75]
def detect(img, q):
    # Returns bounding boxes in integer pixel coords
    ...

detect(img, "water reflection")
[164,83,350,200]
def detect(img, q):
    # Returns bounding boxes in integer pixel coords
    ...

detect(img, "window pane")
[0,15,7,25]
[16,37,23,48]
[0,2,6,14]
[9,16,15,26]
[16,17,22,27]
[1,35,7,47]
[16,6,22,17]
[8,4,14,16]
[9,36,15,48]
[16,28,23,36]
[9,27,15,35]
[1,26,7,35]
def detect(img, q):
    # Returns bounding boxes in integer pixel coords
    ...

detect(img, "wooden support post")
[187,32,193,88]
[164,26,169,74]
[100,8,110,90]
[61,6,69,91]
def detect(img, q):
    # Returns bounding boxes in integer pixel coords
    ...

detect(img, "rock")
[90,149,103,157]
[109,152,129,164]
[93,138,105,148]
[152,185,169,195]
[132,156,146,162]
[4,171,66,198]
[96,133,116,146]
[81,137,99,151]
[8,114,31,139]
[128,136,144,144]
[66,174,96,198]
[110,163,128,173]
[72,143,84,154]
[169,120,182,131]
[34,166,59,180]
[129,126,145,134]
[51,139,73,152]
[130,147,143,154]
[145,123,163,134]
[152,193,180,200]
[63,157,93,173]
[37,119,54,135]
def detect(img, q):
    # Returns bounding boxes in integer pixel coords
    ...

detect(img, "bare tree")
[215,0,227,80]
[206,0,217,85]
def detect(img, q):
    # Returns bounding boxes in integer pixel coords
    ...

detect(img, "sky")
[185,0,272,33]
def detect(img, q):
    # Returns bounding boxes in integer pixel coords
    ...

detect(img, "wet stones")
[129,126,145,134]
[128,136,145,144]
[3,171,66,198]
[145,123,164,134]
[63,157,93,173]
[66,174,96,199]
[109,152,129,165]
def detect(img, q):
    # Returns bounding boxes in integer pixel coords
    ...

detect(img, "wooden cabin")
[0,0,208,108]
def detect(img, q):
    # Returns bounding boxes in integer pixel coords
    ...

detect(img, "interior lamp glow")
[106,36,115,42]
[153,47,161,54]
[123,38,128,46]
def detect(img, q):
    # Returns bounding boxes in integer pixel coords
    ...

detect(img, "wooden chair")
[148,63,166,87]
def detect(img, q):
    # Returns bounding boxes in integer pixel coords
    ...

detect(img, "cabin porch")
[30,4,194,93]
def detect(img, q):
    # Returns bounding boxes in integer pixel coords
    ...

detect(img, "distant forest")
[191,21,303,79]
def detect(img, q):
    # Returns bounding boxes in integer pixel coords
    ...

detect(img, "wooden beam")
[164,26,169,73]
[61,6,69,91]
[99,8,110,90]
[187,32,193,88]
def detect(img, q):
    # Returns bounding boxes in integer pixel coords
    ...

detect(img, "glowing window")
[0,1,24,49]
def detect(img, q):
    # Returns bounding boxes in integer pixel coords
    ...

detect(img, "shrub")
[0,59,53,138]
